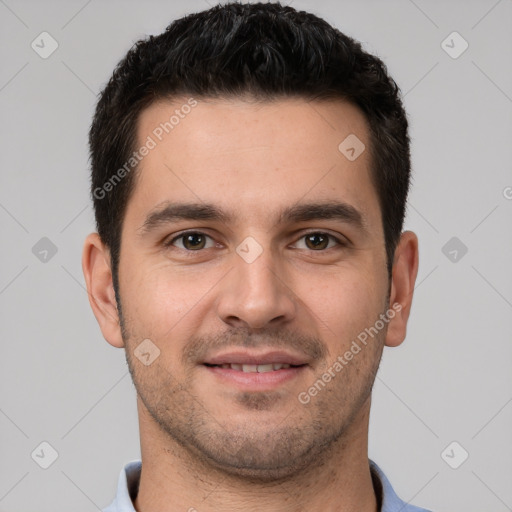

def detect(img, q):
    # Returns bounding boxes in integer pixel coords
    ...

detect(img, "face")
[92,97,403,480]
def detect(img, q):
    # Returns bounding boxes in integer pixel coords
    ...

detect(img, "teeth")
[219,363,293,372]
[272,363,290,370]
[256,364,273,373]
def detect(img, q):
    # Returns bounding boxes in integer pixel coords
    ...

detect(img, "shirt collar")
[102,460,141,512]
[102,459,430,512]
[369,459,431,511]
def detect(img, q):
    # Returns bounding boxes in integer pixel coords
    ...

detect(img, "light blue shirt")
[102,459,432,511]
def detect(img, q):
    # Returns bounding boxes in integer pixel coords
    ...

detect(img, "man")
[82,2,428,511]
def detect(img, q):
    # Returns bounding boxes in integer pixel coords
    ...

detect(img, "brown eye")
[304,233,330,250]
[182,233,206,250]
[166,232,215,251]
[292,232,345,252]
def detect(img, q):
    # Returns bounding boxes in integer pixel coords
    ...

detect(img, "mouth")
[201,350,309,391]
[204,362,303,372]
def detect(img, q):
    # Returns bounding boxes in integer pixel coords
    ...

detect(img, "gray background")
[1,0,511,510]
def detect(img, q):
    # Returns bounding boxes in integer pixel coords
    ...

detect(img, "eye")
[163,230,346,253]
[165,231,216,251]
[293,232,345,251]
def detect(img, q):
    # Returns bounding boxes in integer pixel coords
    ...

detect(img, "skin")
[82,97,419,512]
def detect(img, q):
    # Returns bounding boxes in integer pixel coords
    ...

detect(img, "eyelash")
[163,230,347,253]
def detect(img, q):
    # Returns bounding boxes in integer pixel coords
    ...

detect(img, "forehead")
[126,96,380,231]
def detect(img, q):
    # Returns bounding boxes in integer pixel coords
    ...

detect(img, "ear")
[82,232,125,348]
[385,230,419,348]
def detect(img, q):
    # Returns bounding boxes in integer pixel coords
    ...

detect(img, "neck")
[133,397,378,512]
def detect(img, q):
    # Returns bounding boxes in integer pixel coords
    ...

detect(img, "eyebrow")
[137,200,368,237]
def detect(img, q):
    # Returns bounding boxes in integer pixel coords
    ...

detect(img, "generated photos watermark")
[93,97,198,200]
[298,302,402,404]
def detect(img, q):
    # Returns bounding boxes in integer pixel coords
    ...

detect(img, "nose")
[215,245,297,330]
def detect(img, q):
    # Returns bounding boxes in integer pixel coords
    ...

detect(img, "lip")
[201,349,310,392]
[202,364,307,391]
[202,349,310,366]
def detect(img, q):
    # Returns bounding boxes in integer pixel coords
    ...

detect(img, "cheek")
[119,259,175,335]
[120,257,219,341]
[296,269,385,351]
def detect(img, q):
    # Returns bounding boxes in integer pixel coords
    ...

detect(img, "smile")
[204,362,300,372]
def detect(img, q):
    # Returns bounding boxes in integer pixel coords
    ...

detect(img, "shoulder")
[369,459,433,512]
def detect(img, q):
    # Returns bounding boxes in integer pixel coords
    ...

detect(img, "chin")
[187,422,340,484]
